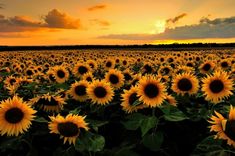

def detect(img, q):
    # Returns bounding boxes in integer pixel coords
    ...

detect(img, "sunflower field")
[1,49,235,156]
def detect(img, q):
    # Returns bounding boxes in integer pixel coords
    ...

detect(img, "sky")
[0,0,235,45]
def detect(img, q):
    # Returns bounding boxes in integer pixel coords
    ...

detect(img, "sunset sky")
[0,0,235,45]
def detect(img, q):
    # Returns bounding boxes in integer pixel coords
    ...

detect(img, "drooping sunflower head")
[68,80,89,102]
[29,94,66,112]
[49,114,89,145]
[171,72,199,96]
[137,75,167,107]
[208,106,235,147]
[121,86,145,113]
[0,96,36,136]
[105,69,124,89]
[202,71,233,104]
[47,69,56,83]
[87,80,114,105]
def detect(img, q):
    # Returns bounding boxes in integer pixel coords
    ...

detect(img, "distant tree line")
[0,43,235,51]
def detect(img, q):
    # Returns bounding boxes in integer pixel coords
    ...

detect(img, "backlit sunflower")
[29,93,66,112]
[137,75,167,107]
[171,72,199,96]
[87,80,114,105]
[105,69,124,89]
[49,114,89,145]
[202,71,233,104]
[53,66,69,83]
[0,96,36,136]
[68,80,89,102]
[208,106,235,147]
[121,86,145,113]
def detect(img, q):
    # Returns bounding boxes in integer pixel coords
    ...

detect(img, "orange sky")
[0,0,235,45]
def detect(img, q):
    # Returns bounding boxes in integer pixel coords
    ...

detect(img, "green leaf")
[33,117,48,123]
[69,108,81,115]
[122,113,146,130]
[142,131,163,151]
[161,105,188,121]
[75,131,105,152]
[87,119,109,132]
[140,116,157,137]
[132,99,142,106]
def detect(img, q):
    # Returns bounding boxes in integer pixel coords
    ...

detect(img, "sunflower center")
[75,85,86,96]
[109,74,119,84]
[224,120,235,141]
[221,62,228,68]
[37,97,58,106]
[26,70,33,76]
[57,70,65,78]
[162,67,170,75]
[49,74,56,82]
[10,79,16,85]
[78,66,88,75]
[128,93,139,106]
[86,77,92,82]
[5,107,24,124]
[94,86,107,98]
[177,78,192,91]
[209,80,224,93]
[203,63,211,71]
[106,62,112,68]
[57,122,79,137]
[124,73,132,81]
[144,65,152,73]
[144,83,159,98]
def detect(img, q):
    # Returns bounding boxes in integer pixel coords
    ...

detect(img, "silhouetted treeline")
[0,43,235,51]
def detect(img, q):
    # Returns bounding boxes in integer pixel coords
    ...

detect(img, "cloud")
[90,19,110,27]
[166,13,187,24]
[88,5,106,11]
[0,9,82,32]
[98,16,235,40]
[0,3,4,9]
[43,9,81,29]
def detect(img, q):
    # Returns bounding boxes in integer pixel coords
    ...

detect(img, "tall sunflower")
[137,75,167,107]
[202,71,233,104]
[208,106,235,147]
[121,86,145,113]
[87,80,114,105]
[0,96,36,136]
[68,80,89,102]
[105,69,124,89]
[49,114,89,145]
[171,72,199,96]
[29,93,66,112]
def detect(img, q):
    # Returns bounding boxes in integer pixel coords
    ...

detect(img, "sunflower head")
[105,69,124,89]
[68,80,89,102]
[49,114,89,145]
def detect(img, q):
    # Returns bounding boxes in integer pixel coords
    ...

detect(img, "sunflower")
[53,66,70,83]
[87,80,114,105]
[158,65,172,76]
[105,69,124,89]
[82,72,94,82]
[137,75,167,107]
[202,71,233,104]
[121,86,145,113]
[73,63,91,77]
[25,68,35,77]
[47,69,56,82]
[68,80,89,102]
[199,60,215,74]
[164,94,177,106]
[48,114,89,145]
[0,96,36,136]
[104,59,115,70]
[208,106,235,147]
[29,94,66,112]
[171,72,199,96]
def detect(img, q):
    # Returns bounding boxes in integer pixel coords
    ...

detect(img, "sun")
[150,20,166,34]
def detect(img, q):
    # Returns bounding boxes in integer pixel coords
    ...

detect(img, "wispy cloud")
[98,16,235,40]
[88,4,107,11]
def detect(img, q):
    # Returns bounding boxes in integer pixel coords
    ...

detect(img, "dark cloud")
[0,9,82,32]
[90,19,110,27]
[166,13,187,24]
[98,16,235,40]
[88,5,106,11]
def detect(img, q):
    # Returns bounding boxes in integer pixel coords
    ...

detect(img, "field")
[0,49,235,156]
